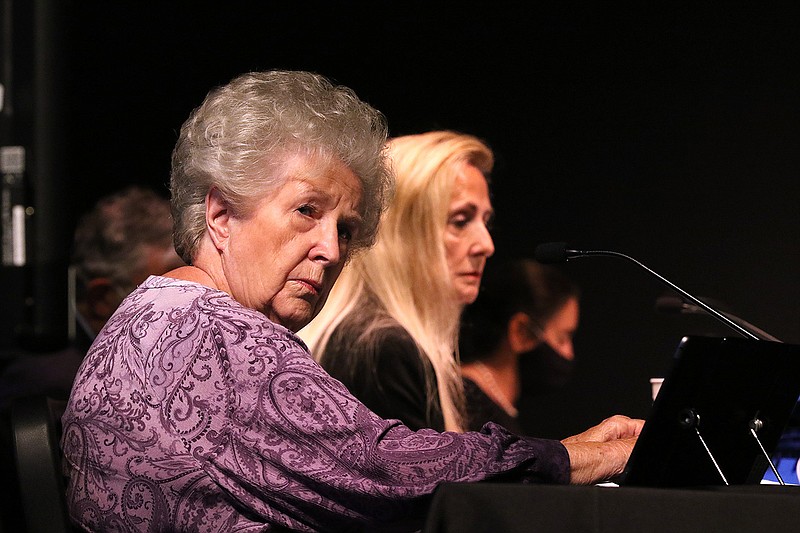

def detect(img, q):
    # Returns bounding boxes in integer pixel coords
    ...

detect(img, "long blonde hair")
[300,131,494,432]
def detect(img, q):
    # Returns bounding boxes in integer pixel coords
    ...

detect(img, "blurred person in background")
[460,258,580,433]
[0,186,182,531]
[0,186,183,411]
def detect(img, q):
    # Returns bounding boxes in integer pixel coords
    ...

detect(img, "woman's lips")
[295,278,322,295]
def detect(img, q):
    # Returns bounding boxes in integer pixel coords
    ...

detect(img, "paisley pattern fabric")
[62,276,569,532]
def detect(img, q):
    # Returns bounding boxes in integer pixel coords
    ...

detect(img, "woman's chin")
[457,288,480,305]
[270,308,315,332]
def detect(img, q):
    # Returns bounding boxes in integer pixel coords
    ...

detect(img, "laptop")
[620,336,800,487]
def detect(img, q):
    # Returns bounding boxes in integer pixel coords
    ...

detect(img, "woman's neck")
[164,264,219,289]
[462,351,520,417]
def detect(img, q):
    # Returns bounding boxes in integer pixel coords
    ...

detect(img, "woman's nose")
[312,223,342,266]
[472,223,495,257]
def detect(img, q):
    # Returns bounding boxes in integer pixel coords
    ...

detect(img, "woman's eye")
[449,215,469,229]
[297,204,315,216]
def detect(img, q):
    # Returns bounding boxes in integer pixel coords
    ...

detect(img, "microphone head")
[534,242,570,264]
[654,294,689,314]
[655,294,717,315]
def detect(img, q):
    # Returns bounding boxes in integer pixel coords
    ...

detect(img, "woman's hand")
[561,415,644,485]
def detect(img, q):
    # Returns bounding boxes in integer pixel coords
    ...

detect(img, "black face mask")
[518,342,575,396]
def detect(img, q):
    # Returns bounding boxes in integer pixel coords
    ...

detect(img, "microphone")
[655,294,781,342]
[534,242,776,342]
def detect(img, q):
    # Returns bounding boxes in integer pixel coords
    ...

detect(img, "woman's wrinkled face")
[222,155,363,332]
[444,163,495,305]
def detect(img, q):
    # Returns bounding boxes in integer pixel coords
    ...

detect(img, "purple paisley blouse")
[62,276,569,532]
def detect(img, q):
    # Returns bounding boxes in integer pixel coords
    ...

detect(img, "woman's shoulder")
[117,276,307,357]
[319,311,443,431]
[322,313,435,396]
[327,313,420,362]
[135,274,228,304]
[139,276,288,325]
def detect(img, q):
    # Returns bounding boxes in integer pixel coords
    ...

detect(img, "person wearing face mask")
[459,259,580,433]
[301,130,497,432]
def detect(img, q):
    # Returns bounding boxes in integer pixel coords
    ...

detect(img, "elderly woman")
[62,71,641,533]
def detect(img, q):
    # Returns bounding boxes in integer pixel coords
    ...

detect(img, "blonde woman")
[300,130,495,432]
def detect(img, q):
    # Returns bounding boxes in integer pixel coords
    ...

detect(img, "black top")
[318,306,445,432]
[463,377,524,434]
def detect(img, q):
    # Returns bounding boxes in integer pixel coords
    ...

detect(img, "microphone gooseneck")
[534,242,773,342]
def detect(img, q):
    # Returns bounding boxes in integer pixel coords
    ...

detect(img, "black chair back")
[11,395,72,533]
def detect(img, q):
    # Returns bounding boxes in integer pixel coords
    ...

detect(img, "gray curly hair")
[170,70,393,264]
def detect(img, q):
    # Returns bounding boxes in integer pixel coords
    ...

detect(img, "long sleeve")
[62,277,569,533]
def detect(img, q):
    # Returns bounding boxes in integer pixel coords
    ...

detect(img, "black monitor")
[621,336,800,487]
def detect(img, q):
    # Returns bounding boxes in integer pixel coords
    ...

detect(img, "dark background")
[3,2,799,438]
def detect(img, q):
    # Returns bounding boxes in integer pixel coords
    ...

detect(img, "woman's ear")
[205,187,230,251]
[507,312,539,354]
